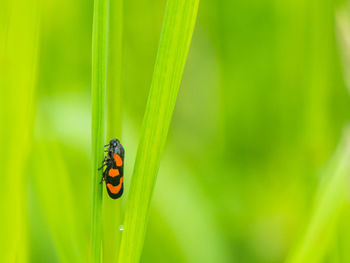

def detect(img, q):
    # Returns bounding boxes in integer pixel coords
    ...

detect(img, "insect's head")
[109,138,119,148]
[109,138,124,155]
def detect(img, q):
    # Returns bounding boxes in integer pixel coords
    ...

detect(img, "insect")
[99,138,125,199]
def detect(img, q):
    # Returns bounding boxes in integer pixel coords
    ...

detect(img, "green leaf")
[90,0,109,261]
[117,0,199,262]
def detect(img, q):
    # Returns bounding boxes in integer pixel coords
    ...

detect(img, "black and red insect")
[99,138,125,199]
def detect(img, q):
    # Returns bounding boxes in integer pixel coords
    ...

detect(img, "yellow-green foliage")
[0,0,39,261]
[1,0,350,263]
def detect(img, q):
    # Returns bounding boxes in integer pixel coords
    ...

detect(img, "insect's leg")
[98,155,108,170]
[100,168,107,184]
[98,163,107,170]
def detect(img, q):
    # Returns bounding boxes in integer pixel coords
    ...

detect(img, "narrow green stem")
[107,0,123,139]
[90,0,109,261]
[103,0,123,261]
[118,0,199,262]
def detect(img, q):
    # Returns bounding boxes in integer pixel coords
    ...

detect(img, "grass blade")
[32,141,85,263]
[102,0,123,261]
[286,128,350,263]
[118,0,199,262]
[90,0,109,261]
[106,0,123,139]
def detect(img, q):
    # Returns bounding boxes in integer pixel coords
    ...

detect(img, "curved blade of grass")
[32,141,85,263]
[90,0,109,261]
[286,128,350,263]
[118,0,199,262]
[102,0,123,261]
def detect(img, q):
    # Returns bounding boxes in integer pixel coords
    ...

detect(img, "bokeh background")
[2,0,350,262]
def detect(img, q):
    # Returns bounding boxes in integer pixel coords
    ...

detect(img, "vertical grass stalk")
[118,0,199,262]
[90,0,109,261]
[103,0,123,261]
[106,0,123,138]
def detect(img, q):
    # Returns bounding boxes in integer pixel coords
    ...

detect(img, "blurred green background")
[2,0,350,262]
